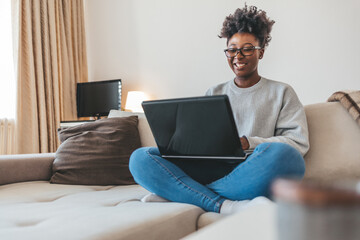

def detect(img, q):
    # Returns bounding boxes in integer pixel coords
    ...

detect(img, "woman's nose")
[235,51,245,59]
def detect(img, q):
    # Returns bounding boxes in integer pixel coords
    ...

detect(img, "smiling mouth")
[234,62,247,68]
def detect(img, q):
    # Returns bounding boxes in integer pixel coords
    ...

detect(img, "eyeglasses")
[224,44,262,58]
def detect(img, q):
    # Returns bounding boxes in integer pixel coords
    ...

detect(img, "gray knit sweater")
[206,77,309,156]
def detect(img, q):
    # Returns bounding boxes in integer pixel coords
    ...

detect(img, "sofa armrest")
[0,153,55,185]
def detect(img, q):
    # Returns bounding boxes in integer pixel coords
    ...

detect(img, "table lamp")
[125,91,148,112]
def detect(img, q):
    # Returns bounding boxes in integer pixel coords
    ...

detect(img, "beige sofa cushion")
[196,212,228,229]
[184,204,276,240]
[304,102,360,182]
[0,182,204,240]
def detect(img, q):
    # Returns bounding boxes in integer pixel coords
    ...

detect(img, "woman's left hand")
[240,137,250,150]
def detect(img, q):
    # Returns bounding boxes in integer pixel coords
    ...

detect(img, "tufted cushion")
[0,181,204,240]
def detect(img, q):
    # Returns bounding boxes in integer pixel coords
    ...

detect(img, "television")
[76,79,122,119]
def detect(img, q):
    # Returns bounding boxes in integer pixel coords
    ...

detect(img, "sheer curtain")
[14,0,88,154]
[0,0,16,155]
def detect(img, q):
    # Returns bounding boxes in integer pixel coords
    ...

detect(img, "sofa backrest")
[304,102,360,182]
[111,104,360,182]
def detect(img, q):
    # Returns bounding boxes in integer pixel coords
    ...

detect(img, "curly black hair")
[219,5,275,48]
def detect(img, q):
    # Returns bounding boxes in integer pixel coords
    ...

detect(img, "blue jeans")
[129,142,305,213]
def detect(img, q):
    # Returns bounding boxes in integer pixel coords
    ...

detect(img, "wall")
[84,0,360,106]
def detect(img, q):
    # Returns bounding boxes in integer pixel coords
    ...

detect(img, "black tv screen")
[76,79,121,118]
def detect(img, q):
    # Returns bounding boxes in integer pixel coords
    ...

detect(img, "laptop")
[141,95,252,163]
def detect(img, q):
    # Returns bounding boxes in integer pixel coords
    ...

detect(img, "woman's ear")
[259,49,265,59]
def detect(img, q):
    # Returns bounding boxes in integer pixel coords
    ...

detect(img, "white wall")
[84,0,360,106]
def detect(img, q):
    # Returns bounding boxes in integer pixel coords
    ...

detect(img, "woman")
[129,5,309,214]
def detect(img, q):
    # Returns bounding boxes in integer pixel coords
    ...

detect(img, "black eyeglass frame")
[224,45,262,58]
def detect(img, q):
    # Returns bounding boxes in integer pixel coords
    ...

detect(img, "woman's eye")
[242,48,253,53]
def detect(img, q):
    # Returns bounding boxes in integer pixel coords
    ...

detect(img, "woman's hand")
[240,137,250,150]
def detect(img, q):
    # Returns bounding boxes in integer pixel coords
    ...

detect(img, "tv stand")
[60,120,95,128]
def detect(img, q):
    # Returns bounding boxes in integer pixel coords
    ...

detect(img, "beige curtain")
[15,0,88,154]
[0,119,16,155]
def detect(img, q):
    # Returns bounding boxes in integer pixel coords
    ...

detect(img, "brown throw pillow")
[50,116,140,185]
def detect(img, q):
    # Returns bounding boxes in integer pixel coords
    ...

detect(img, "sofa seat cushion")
[184,204,276,240]
[0,181,204,240]
[196,212,227,229]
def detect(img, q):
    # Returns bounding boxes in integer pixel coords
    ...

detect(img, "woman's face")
[226,32,264,80]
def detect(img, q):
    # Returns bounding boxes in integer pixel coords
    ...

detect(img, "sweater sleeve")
[205,88,212,96]
[247,87,310,156]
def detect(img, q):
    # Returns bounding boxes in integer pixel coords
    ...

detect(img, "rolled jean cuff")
[214,197,226,213]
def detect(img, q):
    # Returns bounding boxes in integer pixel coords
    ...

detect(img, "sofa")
[1,101,360,240]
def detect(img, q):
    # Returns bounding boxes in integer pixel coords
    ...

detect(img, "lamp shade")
[125,91,147,112]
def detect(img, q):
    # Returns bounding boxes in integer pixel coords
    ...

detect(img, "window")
[0,0,16,119]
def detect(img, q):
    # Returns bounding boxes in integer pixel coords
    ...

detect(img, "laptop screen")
[142,95,244,157]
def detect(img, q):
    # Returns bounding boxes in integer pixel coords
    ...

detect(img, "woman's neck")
[234,73,261,88]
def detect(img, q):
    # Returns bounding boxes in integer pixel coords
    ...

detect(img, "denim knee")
[259,142,305,178]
